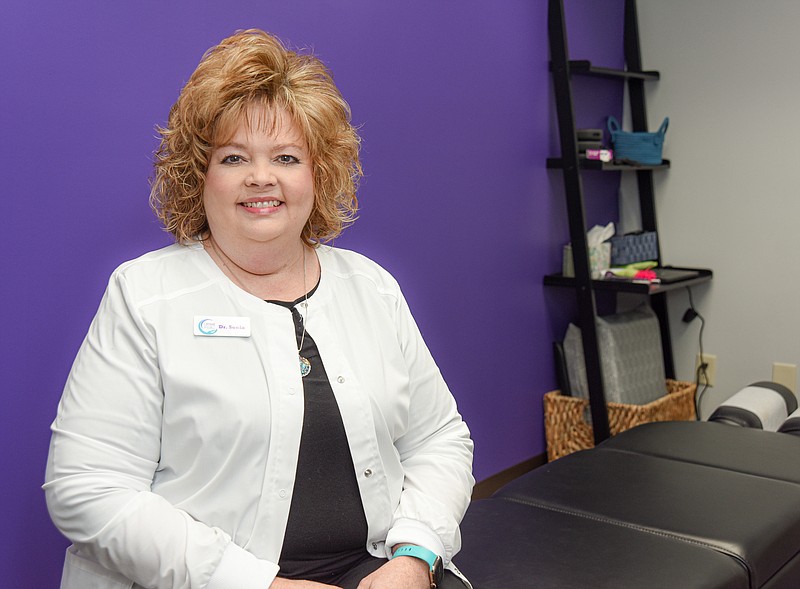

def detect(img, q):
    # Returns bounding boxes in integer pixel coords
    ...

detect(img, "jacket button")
[372,542,378,550]
[364,469,373,478]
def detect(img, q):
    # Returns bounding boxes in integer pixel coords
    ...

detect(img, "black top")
[267,290,369,582]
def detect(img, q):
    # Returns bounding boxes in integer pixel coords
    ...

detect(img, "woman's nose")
[245,161,277,186]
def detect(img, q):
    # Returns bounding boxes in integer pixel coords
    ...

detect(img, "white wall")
[623,0,800,417]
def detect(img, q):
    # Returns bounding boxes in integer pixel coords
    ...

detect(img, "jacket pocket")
[60,545,134,589]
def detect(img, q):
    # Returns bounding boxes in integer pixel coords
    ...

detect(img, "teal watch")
[392,544,444,588]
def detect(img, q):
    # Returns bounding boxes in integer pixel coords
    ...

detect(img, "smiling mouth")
[241,200,282,208]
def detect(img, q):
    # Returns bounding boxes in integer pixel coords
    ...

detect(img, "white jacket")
[44,243,474,589]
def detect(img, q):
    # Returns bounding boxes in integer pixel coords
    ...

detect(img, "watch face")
[432,556,444,586]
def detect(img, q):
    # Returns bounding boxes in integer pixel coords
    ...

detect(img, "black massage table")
[457,421,800,588]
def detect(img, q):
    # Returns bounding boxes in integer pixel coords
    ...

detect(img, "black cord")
[686,286,709,418]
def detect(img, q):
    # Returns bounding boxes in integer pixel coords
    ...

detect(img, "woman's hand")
[270,578,342,588]
[355,556,429,589]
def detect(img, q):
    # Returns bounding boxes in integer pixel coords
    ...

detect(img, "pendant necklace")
[207,236,311,378]
[297,247,311,378]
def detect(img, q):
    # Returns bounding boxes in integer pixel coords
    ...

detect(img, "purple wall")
[2,0,624,584]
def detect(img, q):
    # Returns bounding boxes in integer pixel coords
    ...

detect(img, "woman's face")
[203,105,314,250]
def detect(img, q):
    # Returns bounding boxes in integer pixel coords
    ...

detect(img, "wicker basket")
[544,379,696,462]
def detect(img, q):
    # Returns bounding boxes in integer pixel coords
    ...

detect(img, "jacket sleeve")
[383,287,475,564]
[43,270,278,589]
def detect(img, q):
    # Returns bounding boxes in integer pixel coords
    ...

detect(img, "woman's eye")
[221,155,243,164]
[276,155,300,165]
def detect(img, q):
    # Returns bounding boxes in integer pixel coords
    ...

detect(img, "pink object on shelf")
[586,148,613,162]
[634,269,657,281]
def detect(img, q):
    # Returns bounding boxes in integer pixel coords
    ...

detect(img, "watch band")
[392,544,443,588]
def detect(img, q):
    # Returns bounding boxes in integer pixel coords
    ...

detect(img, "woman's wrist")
[389,544,443,588]
[390,542,412,555]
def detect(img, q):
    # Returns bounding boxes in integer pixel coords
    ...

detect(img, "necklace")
[297,247,311,378]
[207,236,311,378]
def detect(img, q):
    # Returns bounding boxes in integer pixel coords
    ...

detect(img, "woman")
[44,29,474,589]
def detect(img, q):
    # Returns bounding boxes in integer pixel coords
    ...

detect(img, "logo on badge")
[197,318,218,335]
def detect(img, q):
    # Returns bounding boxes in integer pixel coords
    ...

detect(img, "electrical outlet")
[772,363,797,394]
[696,353,717,387]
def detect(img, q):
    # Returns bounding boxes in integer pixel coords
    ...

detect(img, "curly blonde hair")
[150,29,362,245]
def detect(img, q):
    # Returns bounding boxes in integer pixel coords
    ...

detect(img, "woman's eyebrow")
[272,142,307,152]
[214,141,247,151]
[215,141,306,152]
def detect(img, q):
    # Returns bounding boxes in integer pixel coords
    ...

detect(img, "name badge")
[193,316,251,338]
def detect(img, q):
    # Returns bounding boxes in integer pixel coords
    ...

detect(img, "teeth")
[242,200,281,208]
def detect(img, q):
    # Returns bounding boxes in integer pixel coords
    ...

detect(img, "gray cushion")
[563,304,666,405]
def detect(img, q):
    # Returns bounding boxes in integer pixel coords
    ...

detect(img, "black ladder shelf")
[546,0,712,444]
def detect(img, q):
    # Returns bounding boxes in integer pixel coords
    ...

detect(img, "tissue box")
[563,243,611,279]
